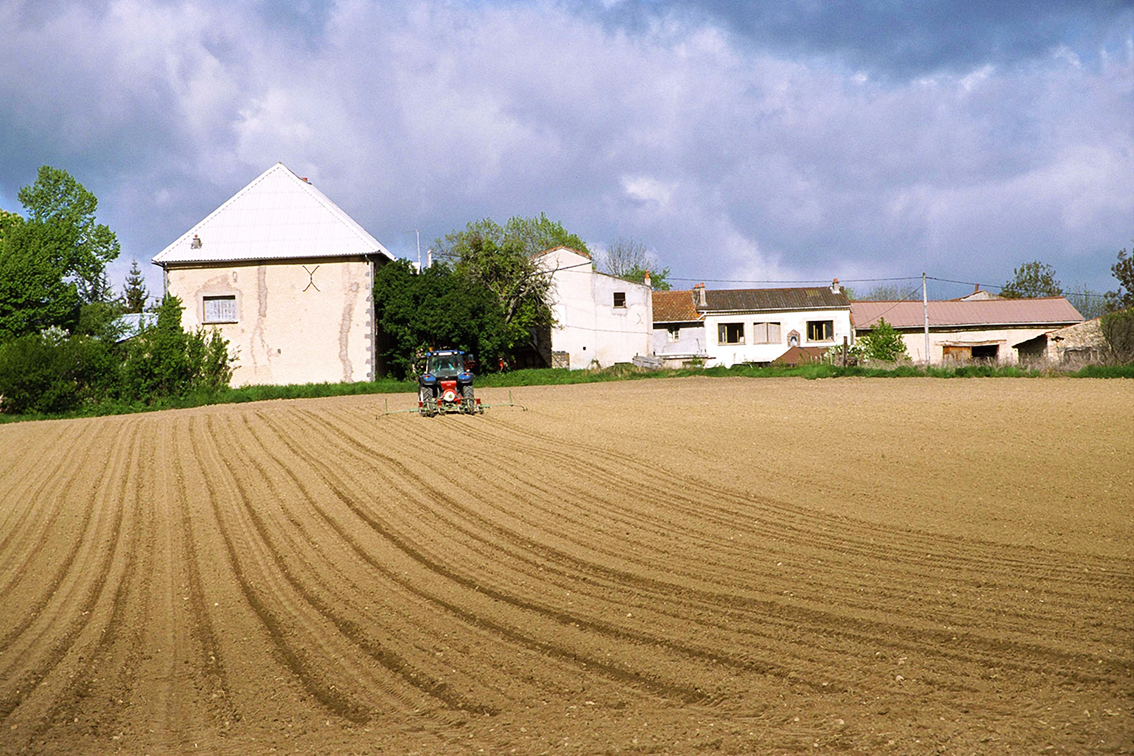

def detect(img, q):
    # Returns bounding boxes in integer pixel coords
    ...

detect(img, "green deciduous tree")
[1001,261,1062,299]
[17,166,121,303]
[0,218,82,340]
[373,259,508,379]
[433,215,574,359]
[435,214,589,260]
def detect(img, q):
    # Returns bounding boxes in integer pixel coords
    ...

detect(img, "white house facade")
[535,246,652,369]
[672,283,853,368]
[152,163,394,387]
[649,289,707,367]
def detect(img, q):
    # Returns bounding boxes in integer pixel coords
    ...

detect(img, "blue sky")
[1,0,1131,302]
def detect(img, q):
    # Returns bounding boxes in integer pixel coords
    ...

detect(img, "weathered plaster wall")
[165,257,374,387]
[541,248,652,369]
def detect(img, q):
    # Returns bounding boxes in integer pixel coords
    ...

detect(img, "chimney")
[831,278,841,294]
[973,283,980,294]
[643,269,651,289]
[694,282,707,308]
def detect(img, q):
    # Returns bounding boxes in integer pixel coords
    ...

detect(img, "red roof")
[851,297,1083,330]
[652,290,703,323]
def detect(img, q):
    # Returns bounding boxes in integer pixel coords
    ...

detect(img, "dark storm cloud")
[592,0,1130,76]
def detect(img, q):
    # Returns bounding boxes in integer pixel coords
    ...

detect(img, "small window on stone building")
[667,326,680,342]
[613,291,626,308]
[203,295,237,323]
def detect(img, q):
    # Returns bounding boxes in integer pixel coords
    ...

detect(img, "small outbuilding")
[851,296,1084,366]
[153,163,394,387]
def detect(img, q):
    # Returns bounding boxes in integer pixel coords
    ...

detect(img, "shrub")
[120,294,233,403]
[0,332,117,414]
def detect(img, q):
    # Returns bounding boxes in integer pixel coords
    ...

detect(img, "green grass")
[2,361,1130,424]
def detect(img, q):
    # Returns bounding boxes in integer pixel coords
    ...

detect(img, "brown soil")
[1,376,1131,754]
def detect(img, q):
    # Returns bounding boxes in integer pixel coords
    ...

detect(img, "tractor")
[417,349,482,416]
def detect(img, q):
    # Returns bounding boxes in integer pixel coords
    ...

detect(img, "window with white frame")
[203,295,237,323]
[751,322,781,344]
[718,322,744,345]
[667,326,680,342]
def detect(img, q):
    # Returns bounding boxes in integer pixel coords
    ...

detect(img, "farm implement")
[379,349,526,417]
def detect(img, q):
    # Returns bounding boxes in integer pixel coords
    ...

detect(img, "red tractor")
[417,349,482,416]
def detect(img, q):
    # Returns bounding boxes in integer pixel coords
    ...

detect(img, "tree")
[434,214,589,261]
[0,218,82,340]
[373,260,508,379]
[452,235,553,353]
[853,284,920,301]
[1099,309,1134,363]
[1105,246,1133,312]
[16,166,120,303]
[856,318,909,362]
[1064,286,1108,320]
[602,237,671,291]
[434,215,572,358]
[1000,261,1062,299]
[122,260,150,313]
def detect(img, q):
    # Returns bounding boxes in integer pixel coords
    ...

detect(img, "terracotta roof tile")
[652,290,702,323]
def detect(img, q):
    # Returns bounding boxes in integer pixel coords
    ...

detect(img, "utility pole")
[922,272,930,367]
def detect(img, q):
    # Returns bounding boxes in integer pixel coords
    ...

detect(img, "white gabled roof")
[153,163,392,266]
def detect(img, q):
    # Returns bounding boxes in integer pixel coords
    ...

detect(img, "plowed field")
[1,377,1131,754]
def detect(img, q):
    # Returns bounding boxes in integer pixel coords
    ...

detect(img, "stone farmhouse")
[153,163,394,387]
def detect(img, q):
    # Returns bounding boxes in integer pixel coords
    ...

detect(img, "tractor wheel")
[419,386,434,416]
[462,385,475,414]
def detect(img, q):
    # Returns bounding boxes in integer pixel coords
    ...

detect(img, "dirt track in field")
[1,376,1131,754]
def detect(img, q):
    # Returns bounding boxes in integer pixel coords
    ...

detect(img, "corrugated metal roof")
[652,290,703,323]
[851,298,1084,329]
[153,163,392,266]
[704,287,851,312]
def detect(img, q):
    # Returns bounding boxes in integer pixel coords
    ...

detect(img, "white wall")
[540,247,652,369]
[165,257,375,387]
[702,308,853,367]
[650,323,707,364]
